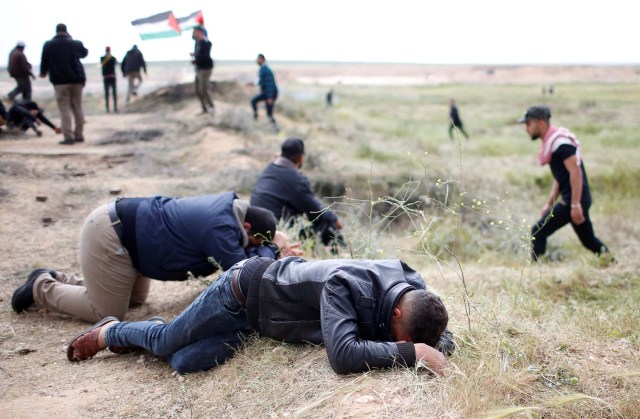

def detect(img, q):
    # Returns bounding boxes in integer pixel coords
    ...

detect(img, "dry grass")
[1,64,639,417]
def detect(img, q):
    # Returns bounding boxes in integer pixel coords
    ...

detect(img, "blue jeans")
[251,91,278,123]
[104,269,252,374]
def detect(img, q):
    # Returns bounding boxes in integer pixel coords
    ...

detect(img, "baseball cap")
[16,41,26,48]
[281,138,305,157]
[517,105,551,123]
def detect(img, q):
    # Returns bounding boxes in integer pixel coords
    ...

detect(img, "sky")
[1,0,638,66]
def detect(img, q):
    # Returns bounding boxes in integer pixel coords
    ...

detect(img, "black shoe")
[12,269,52,313]
[74,137,84,143]
[59,139,75,145]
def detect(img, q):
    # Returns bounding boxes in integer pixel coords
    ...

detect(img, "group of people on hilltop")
[2,23,281,142]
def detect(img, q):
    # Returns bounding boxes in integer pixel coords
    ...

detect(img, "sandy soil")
[0,64,637,417]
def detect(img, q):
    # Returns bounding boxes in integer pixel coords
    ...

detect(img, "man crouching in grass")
[67,256,455,375]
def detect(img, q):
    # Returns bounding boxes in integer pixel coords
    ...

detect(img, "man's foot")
[75,137,84,143]
[253,113,258,121]
[59,138,75,145]
[12,269,54,313]
[67,316,119,362]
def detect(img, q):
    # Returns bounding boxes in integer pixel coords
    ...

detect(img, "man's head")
[518,105,551,141]
[24,101,39,116]
[281,138,305,167]
[16,41,25,50]
[243,206,277,246]
[391,290,448,347]
[56,23,67,34]
[192,26,205,41]
[105,46,111,53]
[256,53,266,66]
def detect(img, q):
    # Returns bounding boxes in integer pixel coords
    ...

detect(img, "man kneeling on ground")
[12,192,301,323]
[67,256,454,375]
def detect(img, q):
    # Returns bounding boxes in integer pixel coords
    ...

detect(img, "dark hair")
[257,53,266,60]
[245,206,277,241]
[24,101,39,111]
[281,138,305,160]
[402,290,448,347]
[56,23,67,33]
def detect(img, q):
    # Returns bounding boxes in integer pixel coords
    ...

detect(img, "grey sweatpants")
[32,204,150,322]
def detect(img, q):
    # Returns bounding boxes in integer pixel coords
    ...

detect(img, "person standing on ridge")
[101,46,118,113]
[191,26,214,114]
[39,23,88,145]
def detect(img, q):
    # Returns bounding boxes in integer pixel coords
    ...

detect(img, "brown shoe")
[66,316,119,362]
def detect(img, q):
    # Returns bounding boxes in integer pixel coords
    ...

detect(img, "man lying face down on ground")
[67,256,455,375]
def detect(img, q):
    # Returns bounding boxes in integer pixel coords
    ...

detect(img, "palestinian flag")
[177,10,205,31]
[131,11,181,40]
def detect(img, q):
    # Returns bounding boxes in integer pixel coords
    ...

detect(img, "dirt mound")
[98,129,164,145]
[125,80,247,113]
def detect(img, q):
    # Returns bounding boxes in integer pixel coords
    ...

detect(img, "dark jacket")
[449,105,462,126]
[116,192,276,281]
[250,157,338,227]
[40,33,88,85]
[8,48,33,78]
[258,64,278,98]
[121,47,146,75]
[101,54,117,78]
[8,102,55,132]
[245,256,424,374]
[193,39,213,70]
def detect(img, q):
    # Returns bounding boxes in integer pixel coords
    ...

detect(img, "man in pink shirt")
[518,105,609,261]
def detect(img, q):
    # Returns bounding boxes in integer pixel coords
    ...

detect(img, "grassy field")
[1,67,638,417]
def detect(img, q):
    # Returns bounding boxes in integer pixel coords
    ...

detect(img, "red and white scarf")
[538,125,582,166]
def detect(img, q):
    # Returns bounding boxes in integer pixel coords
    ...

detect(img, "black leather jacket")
[246,257,425,374]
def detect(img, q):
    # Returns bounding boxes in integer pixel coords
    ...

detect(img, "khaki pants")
[33,204,150,322]
[54,84,84,141]
[126,72,142,102]
[195,68,213,111]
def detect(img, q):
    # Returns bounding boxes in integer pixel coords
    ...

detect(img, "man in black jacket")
[251,138,344,249]
[191,26,214,114]
[39,23,88,145]
[67,256,453,376]
[121,45,146,104]
[101,46,118,113]
[6,101,62,137]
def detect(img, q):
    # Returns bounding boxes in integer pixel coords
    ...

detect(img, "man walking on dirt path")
[7,41,35,102]
[448,99,469,141]
[121,45,146,104]
[39,23,88,145]
[519,105,610,261]
[250,53,279,130]
[11,192,301,323]
[66,255,455,376]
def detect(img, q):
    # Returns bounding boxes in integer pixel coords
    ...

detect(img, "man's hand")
[335,219,343,230]
[35,129,42,137]
[273,231,304,257]
[414,343,447,376]
[570,204,585,225]
[54,127,62,134]
[267,98,273,105]
[39,73,46,79]
[540,203,551,218]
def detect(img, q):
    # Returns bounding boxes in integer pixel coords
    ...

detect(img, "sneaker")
[59,138,75,145]
[12,269,54,313]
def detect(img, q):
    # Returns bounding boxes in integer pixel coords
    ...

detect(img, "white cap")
[16,41,26,48]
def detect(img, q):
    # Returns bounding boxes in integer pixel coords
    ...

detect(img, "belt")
[230,268,246,306]
[107,201,123,242]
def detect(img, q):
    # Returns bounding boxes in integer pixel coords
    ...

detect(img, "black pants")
[448,122,468,140]
[251,92,278,123]
[299,219,345,252]
[531,202,607,260]
[103,78,117,112]
[8,76,32,101]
